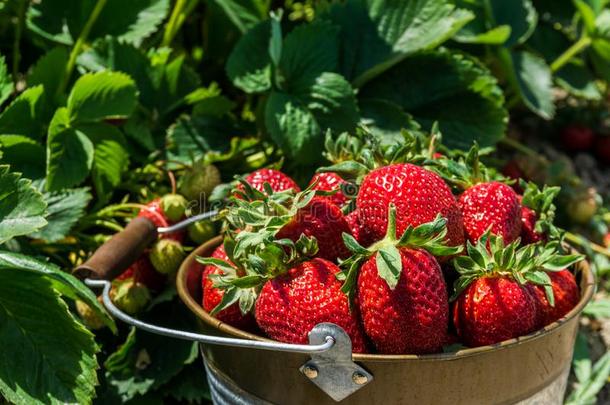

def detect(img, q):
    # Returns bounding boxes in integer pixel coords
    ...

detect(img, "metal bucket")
[176,237,595,405]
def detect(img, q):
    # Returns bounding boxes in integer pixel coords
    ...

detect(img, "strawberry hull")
[175,237,595,405]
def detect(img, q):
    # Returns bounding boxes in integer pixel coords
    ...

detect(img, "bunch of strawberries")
[198,132,584,354]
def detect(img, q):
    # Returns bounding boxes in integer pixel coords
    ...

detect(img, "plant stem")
[499,137,538,157]
[565,231,610,258]
[12,0,26,83]
[162,0,198,47]
[550,36,592,73]
[56,0,108,97]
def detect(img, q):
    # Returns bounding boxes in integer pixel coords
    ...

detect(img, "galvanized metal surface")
[299,323,373,402]
[204,355,571,405]
[178,237,595,405]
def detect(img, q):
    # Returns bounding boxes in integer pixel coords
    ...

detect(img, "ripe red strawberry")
[345,209,374,247]
[529,270,579,326]
[453,276,538,347]
[241,168,300,194]
[450,232,582,347]
[520,205,542,244]
[117,255,166,292]
[309,172,349,207]
[254,258,367,353]
[519,182,560,245]
[137,199,184,242]
[341,205,461,354]
[459,181,522,243]
[560,125,594,151]
[358,248,448,354]
[356,163,464,249]
[276,197,351,261]
[201,245,256,330]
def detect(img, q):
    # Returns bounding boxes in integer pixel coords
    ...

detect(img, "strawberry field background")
[0,0,609,404]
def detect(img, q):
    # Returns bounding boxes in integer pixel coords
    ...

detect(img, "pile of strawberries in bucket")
[198,132,584,354]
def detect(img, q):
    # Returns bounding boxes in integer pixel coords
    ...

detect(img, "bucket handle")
[86,278,373,402]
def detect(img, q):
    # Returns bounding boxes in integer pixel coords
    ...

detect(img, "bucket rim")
[177,236,595,361]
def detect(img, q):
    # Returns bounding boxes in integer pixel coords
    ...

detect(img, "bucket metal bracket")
[300,323,373,402]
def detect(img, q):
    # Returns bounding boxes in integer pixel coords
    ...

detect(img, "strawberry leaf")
[195,257,236,275]
[375,245,402,290]
[67,71,138,123]
[210,287,240,315]
[0,166,47,244]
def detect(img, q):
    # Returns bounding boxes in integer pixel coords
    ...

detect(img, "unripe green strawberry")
[150,239,186,274]
[180,161,221,201]
[160,194,187,222]
[188,220,216,244]
[75,299,105,330]
[112,281,151,315]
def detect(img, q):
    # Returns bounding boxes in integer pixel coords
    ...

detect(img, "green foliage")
[0,166,47,244]
[0,269,98,405]
[0,0,609,403]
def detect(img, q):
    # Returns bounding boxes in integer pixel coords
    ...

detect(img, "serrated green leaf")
[0,135,45,180]
[30,187,92,243]
[510,50,555,120]
[489,0,537,46]
[46,119,94,191]
[0,85,47,140]
[166,115,236,166]
[77,123,129,204]
[279,21,338,88]
[163,361,211,403]
[28,47,69,99]
[292,72,359,134]
[0,166,47,244]
[26,0,75,45]
[454,25,512,45]
[67,71,137,123]
[0,55,13,107]
[265,91,321,164]
[104,300,198,401]
[360,49,507,149]
[28,0,170,46]
[321,0,473,87]
[376,245,402,290]
[0,251,115,331]
[226,21,272,93]
[0,268,98,405]
[359,98,420,144]
[556,60,603,100]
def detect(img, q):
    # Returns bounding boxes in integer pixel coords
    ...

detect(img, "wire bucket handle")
[78,210,372,402]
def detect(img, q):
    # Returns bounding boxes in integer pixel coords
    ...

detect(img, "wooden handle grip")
[73,217,158,280]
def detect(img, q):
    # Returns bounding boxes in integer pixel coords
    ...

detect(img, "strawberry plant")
[0,0,609,404]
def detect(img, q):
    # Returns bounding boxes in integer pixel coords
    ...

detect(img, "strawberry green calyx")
[196,234,318,315]
[160,194,187,222]
[322,130,366,164]
[434,143,506,190]
[451,231,584,305]
[520,180,562,240]
[318,128,439,182]
[340,204,463,293]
